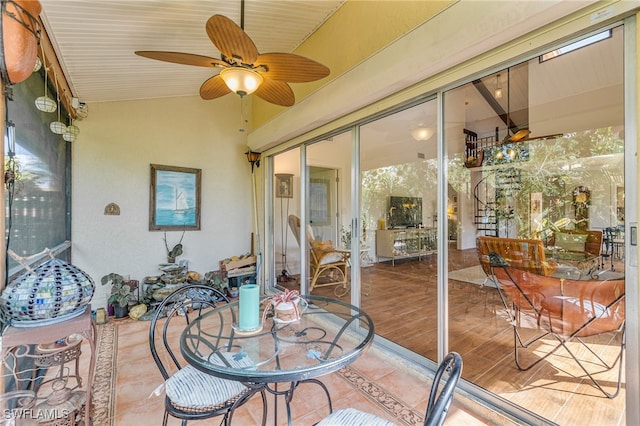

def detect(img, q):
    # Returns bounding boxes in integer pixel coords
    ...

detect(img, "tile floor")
[113,318,512,425]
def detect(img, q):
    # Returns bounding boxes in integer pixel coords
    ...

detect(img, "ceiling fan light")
[411,127,434,141]
[35,96,57,113]
[220,67,264,96]
[50,121,67,134]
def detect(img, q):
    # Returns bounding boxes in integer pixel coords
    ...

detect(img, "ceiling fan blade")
[200,75,232,100]
[135,51,227,68]
[506,129,531,142]
[206,15,258,65]
[255,80,295,107]
[257,53,330,83]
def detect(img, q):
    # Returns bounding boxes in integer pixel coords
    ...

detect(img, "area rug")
[448,264,624,286]
[337,366,423,426]
[448,265,495,287]
[91,321,118,426]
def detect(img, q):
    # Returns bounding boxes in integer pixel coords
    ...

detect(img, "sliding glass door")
[359,100,439,360]
[445,25,626,422]
[304,132,353,300]
[272,148,301,292]
[265,18,634,426]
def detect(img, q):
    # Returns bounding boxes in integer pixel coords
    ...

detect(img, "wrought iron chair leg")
[560,337,624,399]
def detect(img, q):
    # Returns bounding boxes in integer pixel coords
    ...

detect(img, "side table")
[1,306,97,425]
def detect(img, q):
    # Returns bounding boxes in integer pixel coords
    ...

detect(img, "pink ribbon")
[262,289,301,323]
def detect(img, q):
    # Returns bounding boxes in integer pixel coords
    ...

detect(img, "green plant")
[203,271,229,293]
[340,225,352,248]
[101,273,134,308]
[164,230,185,262]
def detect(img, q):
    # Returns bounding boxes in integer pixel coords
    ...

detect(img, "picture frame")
[275,173,293,198]
[149,164,201,231]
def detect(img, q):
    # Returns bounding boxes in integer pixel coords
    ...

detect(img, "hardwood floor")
[282,246,627,425]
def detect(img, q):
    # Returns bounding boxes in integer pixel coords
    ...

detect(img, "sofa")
[477,236,559,277]
[547,229,602,259]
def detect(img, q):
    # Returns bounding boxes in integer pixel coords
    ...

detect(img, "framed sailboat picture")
[149,164,201,230]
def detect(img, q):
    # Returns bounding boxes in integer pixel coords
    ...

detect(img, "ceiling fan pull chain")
[239,96,249,133]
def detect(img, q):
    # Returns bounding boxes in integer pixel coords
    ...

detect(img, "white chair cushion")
[317,408,396,426]
[319,252,345,264]
[165,365,246,410]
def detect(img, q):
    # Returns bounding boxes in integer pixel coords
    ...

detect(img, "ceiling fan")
[135,13,330,107]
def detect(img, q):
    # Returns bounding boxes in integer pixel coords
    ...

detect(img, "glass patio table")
[180,295,375,425]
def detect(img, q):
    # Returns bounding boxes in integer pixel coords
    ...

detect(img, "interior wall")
[252,1,453,127]
[248,1,596,152]
[72,95,252,307]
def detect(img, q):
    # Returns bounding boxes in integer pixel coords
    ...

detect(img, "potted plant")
[101,273,134,318]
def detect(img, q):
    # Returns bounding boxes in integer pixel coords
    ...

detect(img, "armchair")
[488,253,625,398]
[288,215,348,292]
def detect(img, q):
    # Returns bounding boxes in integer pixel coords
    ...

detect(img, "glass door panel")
[445,26,625,421]
[305,132,352,299]
[273,148,301,293]
[359,100,439,360]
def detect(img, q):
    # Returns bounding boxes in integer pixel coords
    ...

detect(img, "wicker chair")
[316,352,462,426]
[488,253,625,398]
[149,284,266,425]
[288,214,348,292]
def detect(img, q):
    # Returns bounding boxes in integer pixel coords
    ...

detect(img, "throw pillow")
[556,232,588,252]
[311,240,334,253]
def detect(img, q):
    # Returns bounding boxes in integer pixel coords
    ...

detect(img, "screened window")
[5,71,71,278]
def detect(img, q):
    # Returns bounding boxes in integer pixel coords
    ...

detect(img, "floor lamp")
[275,173,294,282]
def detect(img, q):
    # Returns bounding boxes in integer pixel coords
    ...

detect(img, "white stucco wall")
[72,95,253,308]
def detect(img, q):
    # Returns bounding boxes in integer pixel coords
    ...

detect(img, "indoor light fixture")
[32,56,42,73]
[63,121,80,142]
[494,74,502,99]
[50,75,66,135]
[245,150,261,172]
[50,120,66,135]
[411,127,434,141]
[221,67,264,97]
[35,44,56,113]
[35,69,56,113]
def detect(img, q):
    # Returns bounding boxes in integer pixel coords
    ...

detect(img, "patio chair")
[316,352,463,426]
[288,214,348,292]
[149,284,266,425]
[488,253,625,398]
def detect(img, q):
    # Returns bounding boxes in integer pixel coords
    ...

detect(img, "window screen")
[5,71,71,278]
